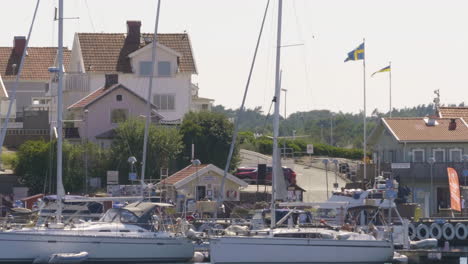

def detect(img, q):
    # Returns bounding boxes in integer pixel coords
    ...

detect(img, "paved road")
[239,149,348,202]
[295,164,347,202]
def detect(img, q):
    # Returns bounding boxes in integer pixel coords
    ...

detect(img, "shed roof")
[159,164,248,189]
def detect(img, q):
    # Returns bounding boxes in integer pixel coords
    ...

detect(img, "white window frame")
[449,148,462,162]
[153,94,175,111]
[432,148,445,162]
[412,149,425,162]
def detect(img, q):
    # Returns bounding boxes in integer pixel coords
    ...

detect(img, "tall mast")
[56,0,65,223]
[271,0,283,229]
[141,0,161,197]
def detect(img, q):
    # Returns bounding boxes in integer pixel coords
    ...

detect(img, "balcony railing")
[65,73,90,92]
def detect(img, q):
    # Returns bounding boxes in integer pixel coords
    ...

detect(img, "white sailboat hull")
[210,236,394,264]
[0,231,194,263]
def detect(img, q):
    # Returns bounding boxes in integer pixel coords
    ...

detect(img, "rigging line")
[263,1,276,109]
[52,0,57,46]
[262,97,275,130]
[84,0,96,32]
[0,0,41,166]
[293,0,313,105]
[218,0,271,217]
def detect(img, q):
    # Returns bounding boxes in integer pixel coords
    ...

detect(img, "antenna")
[433,89,440,109]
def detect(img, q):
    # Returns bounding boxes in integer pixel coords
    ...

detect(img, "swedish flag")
[371,65,391,77]
[344,42,365,62]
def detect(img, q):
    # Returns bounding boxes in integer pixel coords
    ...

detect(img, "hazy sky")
[2,0,468,116]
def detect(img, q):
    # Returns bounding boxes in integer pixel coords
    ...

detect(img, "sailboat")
[0,0,194,262]
[209,1,394,263]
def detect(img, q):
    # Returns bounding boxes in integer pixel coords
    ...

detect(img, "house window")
[202,104,209,110]
[153,94,175,111]
[116,94,123,101]
[433,148,445,162]
[110,108,129,123]
[158,61,171,77]
[449,149,462,162]
[139,61,153,76]
[412,149,424,162]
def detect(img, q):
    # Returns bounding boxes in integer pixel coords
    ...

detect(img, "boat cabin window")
[274,233,322,238]
[119,230,130,232]
[120,210,138,223]
[99,230,111,232]
[100,208,138,224]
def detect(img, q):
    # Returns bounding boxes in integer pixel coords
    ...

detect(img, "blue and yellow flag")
[371,65,391,77]
[344,42,365,62]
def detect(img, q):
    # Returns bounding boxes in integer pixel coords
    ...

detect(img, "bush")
[241,134,365,160]
[1,152,18,170]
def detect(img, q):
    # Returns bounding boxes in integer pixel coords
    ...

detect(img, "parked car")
[235,166,296,185]
[235,167,256,174]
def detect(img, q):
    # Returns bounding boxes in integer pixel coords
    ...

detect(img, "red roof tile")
[67,83,158,110]
[437,107,468,122]
[382,117,468,142]
[160,164,209,185]
[0,47,71,81]
[77,33,196,74]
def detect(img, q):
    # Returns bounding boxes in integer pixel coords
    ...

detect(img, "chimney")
[13,36,26,56]
[449,119,457,130]
[104,74,118,88]
[126,21,141,44]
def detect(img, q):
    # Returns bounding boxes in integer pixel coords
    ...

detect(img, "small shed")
[287,184,306,202]
[158,163,248,212]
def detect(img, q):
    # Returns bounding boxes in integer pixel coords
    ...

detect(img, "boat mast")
[141,0,162,197]
[271,0,283,229]
[55,0,66,223]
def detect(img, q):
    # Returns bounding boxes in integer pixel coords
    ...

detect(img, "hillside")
[213,103,463,148]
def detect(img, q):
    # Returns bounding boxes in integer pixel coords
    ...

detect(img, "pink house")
[67,74,162,148]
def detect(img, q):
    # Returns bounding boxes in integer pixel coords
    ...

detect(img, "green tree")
[14,140,108,194]
[179,111,239,171]
[110,118,183,183]
[15,140,49,194]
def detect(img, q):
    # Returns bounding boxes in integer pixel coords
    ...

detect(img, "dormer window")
[139,61,153,76]
[158,61,171,77]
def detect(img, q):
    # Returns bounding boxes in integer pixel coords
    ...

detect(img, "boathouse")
[158,163,248,212]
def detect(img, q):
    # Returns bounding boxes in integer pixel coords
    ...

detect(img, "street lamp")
[281,88,287,119]
[332,159,339,190]
[84,109,88,194]
[322,159,330,199]
[428,157,435,216]
[330,113,334,146]
[281,88,287,158]
[192,159,201,201]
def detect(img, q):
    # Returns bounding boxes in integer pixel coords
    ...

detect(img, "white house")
[48,20,213,128]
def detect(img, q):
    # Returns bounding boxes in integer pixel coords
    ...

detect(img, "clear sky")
[2,0,468,117]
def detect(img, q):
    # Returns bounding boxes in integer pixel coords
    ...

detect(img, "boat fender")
[48,252,89,264]
[429,223,442,240]
[408,223,417,240]
[416,224,429,240]
[455,223,468,240]
[192,252,205,262]
[442,223,455,241]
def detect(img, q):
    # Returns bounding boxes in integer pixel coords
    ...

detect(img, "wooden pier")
[398,247,468,264]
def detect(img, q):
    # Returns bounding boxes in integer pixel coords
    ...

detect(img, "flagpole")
[389,61,392,118]
[363,38,367,180]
